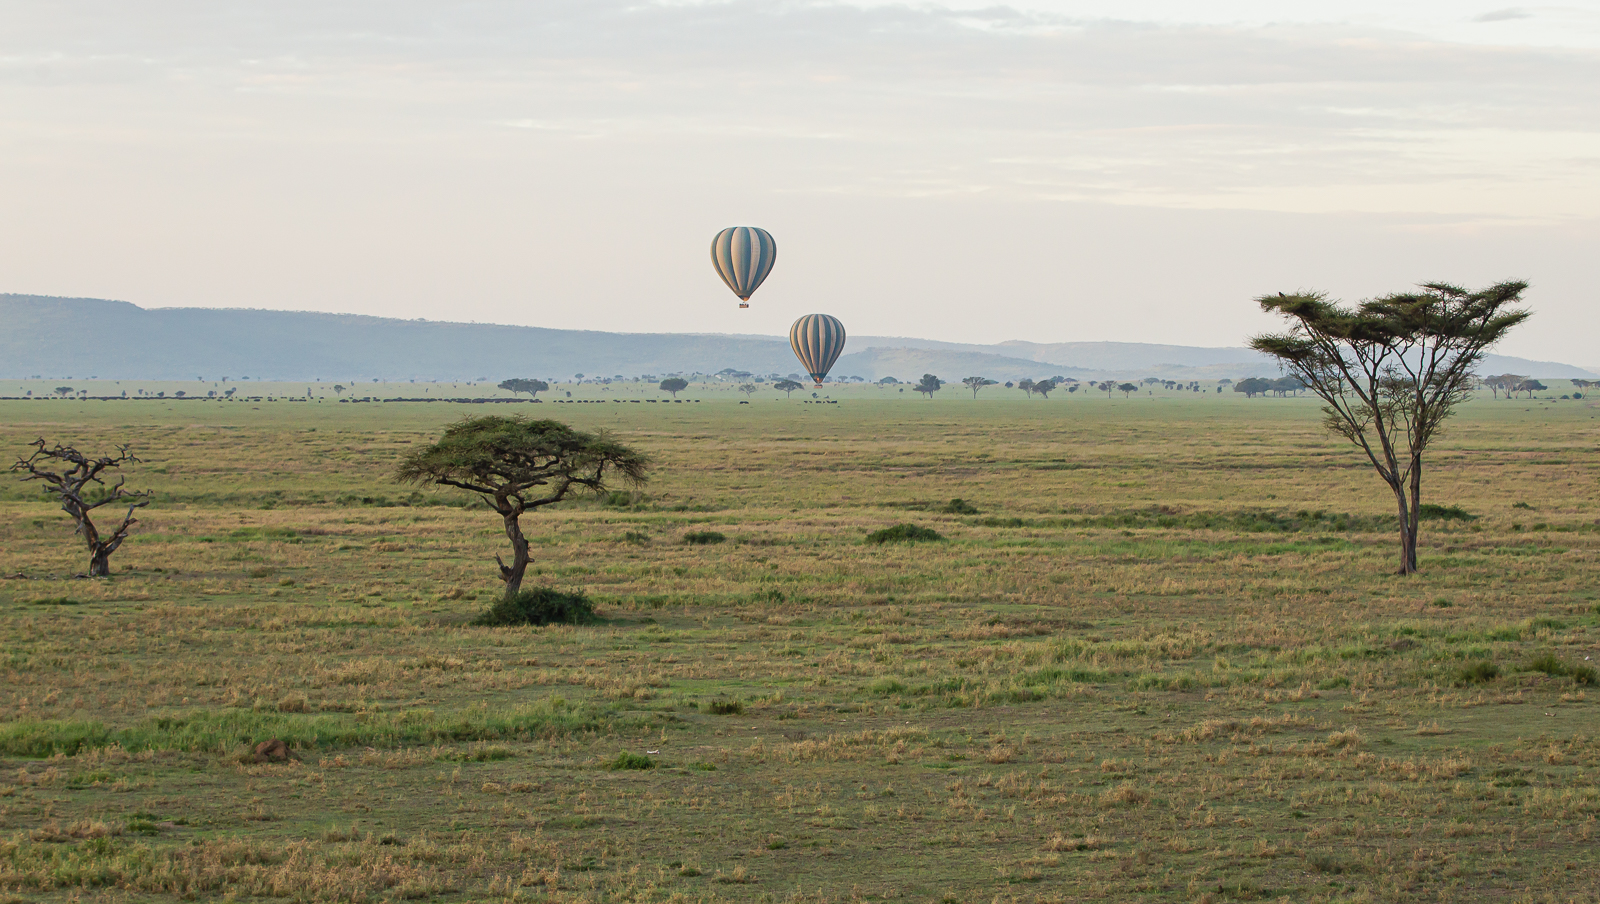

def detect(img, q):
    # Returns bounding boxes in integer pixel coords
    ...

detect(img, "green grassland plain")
[0,384,1597,903]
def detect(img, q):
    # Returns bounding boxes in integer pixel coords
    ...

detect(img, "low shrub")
[1454,661,1500,685]
[1526,653,1597,685]
[684,530,726,545]
[866,524,944,544]
[703,698,744,715]
[1418,504,1477,522]
[941,498,979,515]
[473,588,596,627]
[607,752,656,770]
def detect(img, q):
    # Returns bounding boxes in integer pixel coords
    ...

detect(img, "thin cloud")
[1474,8,1534,22]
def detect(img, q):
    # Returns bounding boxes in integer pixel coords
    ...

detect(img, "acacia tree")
[738,383,758,398]
[962,376,996,398]
[1016,379,1036,398]
[1035,379,1057,399]
[659,378,689,398]
[498,378,549,399]
[1252,281,1529,575]
[11,439,151,576]
[396,417,648,596]
[914,374,943,398]
[1514,378,1546,399]
[1117,382,1138,397]
[774,379,803,398]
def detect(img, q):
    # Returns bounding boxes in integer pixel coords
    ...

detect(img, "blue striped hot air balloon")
[789,314,846,386]
[710,226,777,309]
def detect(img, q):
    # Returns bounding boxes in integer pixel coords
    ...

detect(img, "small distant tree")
[962,376,996,398]
[1017,379,1036,398]
[877,376,900,385]
[1117,382,1138,397]
[1097,381,1115,397]
[914,374,943,398]
[1252,280,1530,575]
[396,417,649,596]
[1233,377,1272,397]
[1514,378,1546,399]
[1481,374,1523,399]
[224,388,236,398]
[1035,379,1057,399]
[11,439,151,576]
[332,384,346,396]
[1270,376,1306,397]
[499,378,549,399]
[774,379,804,398]
[738,383,757,398]
[53,386,73,398]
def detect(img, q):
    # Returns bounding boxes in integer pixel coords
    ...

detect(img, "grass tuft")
[1454,661,1500,686]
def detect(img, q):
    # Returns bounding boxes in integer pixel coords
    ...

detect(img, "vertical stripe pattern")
[710,226,777,303]
[789,314,847,385]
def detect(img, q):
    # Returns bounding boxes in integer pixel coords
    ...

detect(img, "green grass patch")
[866,524,944,544]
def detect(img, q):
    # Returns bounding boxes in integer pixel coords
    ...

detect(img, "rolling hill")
[3,294,1591,382]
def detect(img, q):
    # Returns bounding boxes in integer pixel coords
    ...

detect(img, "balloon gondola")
[789,314,846,386]
[710,226,777,309]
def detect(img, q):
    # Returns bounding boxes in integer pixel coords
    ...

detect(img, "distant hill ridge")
[3,294,1591,382]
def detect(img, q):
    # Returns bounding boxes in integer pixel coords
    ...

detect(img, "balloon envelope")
[789,314,847,386]
[710,226,777,308]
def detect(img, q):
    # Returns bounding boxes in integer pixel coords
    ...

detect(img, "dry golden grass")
[0,394,1597,901]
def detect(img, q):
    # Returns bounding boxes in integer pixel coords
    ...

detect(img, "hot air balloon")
[710,226,776,308]
[789,314,846,386]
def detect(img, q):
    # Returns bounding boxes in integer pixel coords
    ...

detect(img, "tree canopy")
[659,378,689,397]
[914,374,943,398]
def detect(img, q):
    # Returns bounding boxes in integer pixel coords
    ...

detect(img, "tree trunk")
[498,509,530,596]
[1406,453,1423,574]
[88,545,111,577]
[1391,483,1418,576]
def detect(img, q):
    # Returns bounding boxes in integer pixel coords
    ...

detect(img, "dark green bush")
[1418,504,1477,521]
[473,588,596,627]
[866,524,944,544]
[684,530,726,545]
[703,698,744,715]
[608,752,655,770]
[941,498,979,515]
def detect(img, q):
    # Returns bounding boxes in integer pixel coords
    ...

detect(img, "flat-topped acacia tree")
[396,417,649,596]
[1252,281,1529,575]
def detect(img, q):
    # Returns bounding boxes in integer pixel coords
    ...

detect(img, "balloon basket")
[739,303,749,309]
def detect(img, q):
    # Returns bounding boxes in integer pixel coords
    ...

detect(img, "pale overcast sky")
[3,1,1597,362]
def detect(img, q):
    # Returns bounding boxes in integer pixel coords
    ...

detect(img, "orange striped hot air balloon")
[789,314,846,386]
[710,227,777,309]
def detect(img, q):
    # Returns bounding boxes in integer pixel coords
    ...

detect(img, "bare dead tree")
[11,439,152,576]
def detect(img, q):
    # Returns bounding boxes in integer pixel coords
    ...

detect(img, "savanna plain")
[1,388,1597,904]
